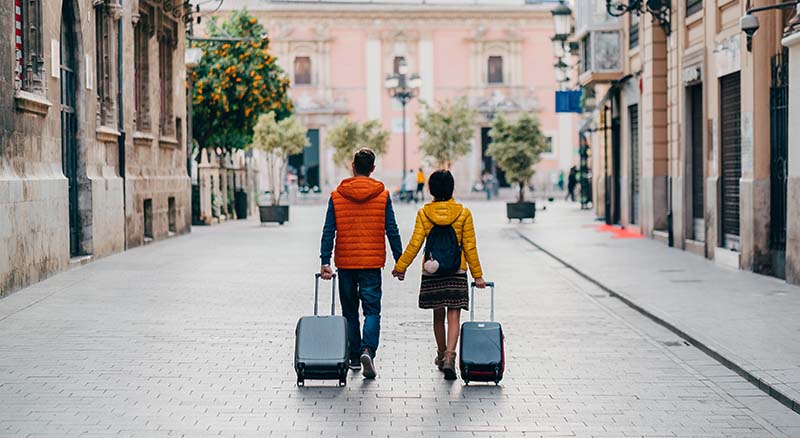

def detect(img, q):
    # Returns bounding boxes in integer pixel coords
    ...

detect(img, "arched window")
[487,56,503,84]
[16,0,45,92]
[294,56,312,85]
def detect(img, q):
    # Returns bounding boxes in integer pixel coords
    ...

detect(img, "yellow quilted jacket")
[394,199,483,279]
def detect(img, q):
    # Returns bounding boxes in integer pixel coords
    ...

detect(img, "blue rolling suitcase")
[294,273,349,387]
[459,281,504,385]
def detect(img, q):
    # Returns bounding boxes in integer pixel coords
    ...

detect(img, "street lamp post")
[384,58,421,186]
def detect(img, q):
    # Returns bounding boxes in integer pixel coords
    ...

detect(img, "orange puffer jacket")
[331,177,390,269]
[394,199,483,279]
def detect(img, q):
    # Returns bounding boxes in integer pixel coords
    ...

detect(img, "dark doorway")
[770,49,789,278]
[61,1,80,256]
[288,128,320,192]
[480,127,508,187]
[688,83,705,241]
[720,73,741,250]
[629,104,640,225]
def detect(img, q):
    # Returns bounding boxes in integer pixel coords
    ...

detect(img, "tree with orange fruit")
[191,10,293,152]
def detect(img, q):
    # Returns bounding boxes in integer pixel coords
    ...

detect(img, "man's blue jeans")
[338,269,382,360]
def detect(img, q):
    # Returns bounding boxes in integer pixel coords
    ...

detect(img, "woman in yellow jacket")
[392,170,486,380]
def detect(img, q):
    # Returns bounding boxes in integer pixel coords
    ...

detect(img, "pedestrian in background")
[482,171,494,201]
[403,169,417,203]
[392,170,487,380]
[416,168,426,202]
[566,166,577,202]
[319,148,404,379]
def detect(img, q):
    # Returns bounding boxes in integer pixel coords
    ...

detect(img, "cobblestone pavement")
[515,201,800,412]
[0,202,798,437]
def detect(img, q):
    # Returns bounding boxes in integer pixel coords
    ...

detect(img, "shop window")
[159,20,177,137]
[95,1,115,126]
[16,0,45,93]
[134,5,153,131]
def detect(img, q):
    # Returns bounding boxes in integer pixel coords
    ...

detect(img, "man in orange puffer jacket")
[319,148,403,379]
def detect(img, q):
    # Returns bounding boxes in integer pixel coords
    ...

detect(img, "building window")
[487,56,503,84]
[542,136,553,154]
[16,0,45,93]
[134,5,152,132]
[294,56,312,85]
[95,1,115,127]
[580,35,592,74]
[629,13,639,49]
[686,0,702,16]
[159,20,177,137]
[393,56,405,75]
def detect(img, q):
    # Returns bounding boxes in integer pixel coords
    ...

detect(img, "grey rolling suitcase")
[294,273,349,387]
[460,281,504,385]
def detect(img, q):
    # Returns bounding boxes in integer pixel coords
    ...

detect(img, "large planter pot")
[234,190,248,220]
[506,202,536,222]
[259,205,289,225]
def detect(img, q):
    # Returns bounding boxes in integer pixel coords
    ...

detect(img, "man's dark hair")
[429,169,455,201]
[353,148,376,176]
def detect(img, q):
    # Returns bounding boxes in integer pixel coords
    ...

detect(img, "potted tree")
[250,112,308,225]
[487,113,545,222]
[416,98,476,169]
[327,119,389,170]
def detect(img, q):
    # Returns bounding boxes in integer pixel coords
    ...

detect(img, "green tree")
[250,112,308,206]
[192,10,293,152]
[487,112,545,202]
[327,119,390,169]
[415,98,476,169]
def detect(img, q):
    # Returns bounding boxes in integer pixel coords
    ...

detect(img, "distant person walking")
[565,166,577,202]
[319,148,404,379]
[403,170,417,203]
[416,168,426,202]
[482,171,495,201]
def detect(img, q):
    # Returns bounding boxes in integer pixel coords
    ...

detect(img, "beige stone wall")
[0,0,190,296]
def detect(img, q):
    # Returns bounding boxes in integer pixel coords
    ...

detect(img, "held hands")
[320,265,334,280]
[391,269,405,281]
[474,277,487,289]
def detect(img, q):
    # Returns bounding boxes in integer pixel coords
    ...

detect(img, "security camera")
[740,14,759,38]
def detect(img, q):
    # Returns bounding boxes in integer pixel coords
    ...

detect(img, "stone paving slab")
[0,202,796,437]
[516,201,800,414]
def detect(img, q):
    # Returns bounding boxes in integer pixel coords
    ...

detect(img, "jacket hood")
[335,177,386,202]
[422,199,464,225]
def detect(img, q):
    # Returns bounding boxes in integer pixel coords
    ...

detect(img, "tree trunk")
[518,182,525,203]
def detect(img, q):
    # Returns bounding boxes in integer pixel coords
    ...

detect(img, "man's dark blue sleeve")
[385,196,403,263]
[320,198,336,265]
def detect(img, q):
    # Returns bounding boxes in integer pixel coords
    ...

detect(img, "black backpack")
[423,212,463,276]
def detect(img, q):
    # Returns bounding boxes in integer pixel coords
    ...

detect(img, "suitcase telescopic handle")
[314,272,337,316]
[470,281,495,322]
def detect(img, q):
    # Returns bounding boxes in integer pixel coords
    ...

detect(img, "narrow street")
[0,201,798,437]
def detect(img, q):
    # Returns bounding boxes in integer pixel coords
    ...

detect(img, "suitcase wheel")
[297,378,304,387]
[338,379,347,387]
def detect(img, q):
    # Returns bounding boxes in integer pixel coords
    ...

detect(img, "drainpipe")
[116,0,126,250]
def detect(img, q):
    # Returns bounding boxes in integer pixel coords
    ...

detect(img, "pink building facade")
[204,0,573,194]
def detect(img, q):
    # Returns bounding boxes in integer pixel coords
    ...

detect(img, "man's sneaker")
[349,358,362,371]
[360,348,377,379]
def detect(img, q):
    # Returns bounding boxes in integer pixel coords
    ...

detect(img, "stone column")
[198,149,213,225]
[640,18,669,237]
[783,27,800,284]
[739,0,777,273]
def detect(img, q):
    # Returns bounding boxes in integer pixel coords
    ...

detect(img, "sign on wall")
[555,90,582,113]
